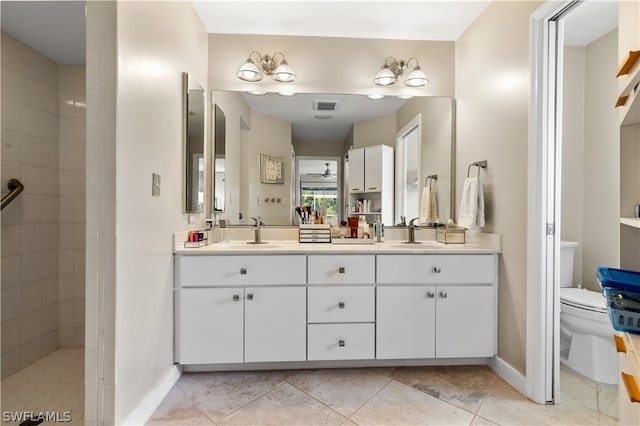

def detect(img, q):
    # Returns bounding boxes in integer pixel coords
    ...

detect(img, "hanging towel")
[458,177,485,229]
[419,185,438,225]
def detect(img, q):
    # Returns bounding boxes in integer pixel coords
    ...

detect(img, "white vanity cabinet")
[376,254,497,359]
[307,255,376,360]
[175,255,307,364]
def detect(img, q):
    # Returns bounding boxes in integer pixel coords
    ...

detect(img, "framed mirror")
[183,73,205,213]
[211,91,454,226]
[213,104,226,212]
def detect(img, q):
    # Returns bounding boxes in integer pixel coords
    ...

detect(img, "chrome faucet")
[248,216,266,244]
[406,217,421,244]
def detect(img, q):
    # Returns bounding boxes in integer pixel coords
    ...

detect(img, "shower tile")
[2,348,21,379]
[2,128,21,162]
[74,66,86,91]
[2,224,21,257]
[20,310,43,344]
[74,327,85,347]
[59,326,74,347]
[42,223,60,251]
[42,195,60,223]
[42,277,59,306]
[42,330,58,356]
[20,104,42,138]
[22,76,43,110]
[59,301,75,328]
[75,145,86,170]
[60,197,74,223]
[20,336,42,368]
[2,317,21,353]
[74,276,86,301]
[74,171,85,198]
[42,303,59,334]
[20,280,43,315]
[59,249,74,275]
[20,194,43,224]
[2,287,21,321]
[20,252,43,283]
[60,144,76,170]
[60,68,75,92]
[1,255,21,289]
[60,170,75,196]
[42,167,59,195]
[60,117,74,142]
[59,90,75,118]
[19,224,43,254]
[42,112,59,143]
[20,135,43,168]
[21,164,43,195]
[2,65,22,101]
[42,250,58,279]
[74,301,85,327]
[2,96,22,132]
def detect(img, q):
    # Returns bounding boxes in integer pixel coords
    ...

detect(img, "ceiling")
[243,92,406,140]
[1,1,86,64]
[563,0,617,46]
[193,1,491,41]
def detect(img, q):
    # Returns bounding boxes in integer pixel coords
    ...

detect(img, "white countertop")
[173,232,501,255]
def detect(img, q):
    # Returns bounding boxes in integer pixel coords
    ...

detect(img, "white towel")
[419,186,438,225]
[458,177,485,229]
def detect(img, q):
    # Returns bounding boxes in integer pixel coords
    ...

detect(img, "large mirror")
[213,105,226,212]
[211,91,454,226]
[183,73,206,213]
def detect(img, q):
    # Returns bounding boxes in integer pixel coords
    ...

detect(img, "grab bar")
[1,179,24,210]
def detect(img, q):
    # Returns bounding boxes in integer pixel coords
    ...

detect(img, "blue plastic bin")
[596,266,640,335]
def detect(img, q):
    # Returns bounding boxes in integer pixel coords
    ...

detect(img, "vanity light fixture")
[397,94,414,100]
[247,90,267,96]
[236,51,297,83]
[277,91,296,97]
[366,94,386,100]
[373,57,429,87]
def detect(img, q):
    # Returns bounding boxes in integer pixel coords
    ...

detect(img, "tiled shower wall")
[1,32,61,379]
[58,65,86,348]
[1,32,86,380]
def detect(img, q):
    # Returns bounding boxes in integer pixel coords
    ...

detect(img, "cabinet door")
[435,285,495,358]
[244,286,307,362]
[364,146,383,192]
[178,288,244,364]
[348,148,365,192]
[376,286,435,359]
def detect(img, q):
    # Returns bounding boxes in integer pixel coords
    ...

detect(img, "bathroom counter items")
[172,231,501,254]
[615,332,640,424]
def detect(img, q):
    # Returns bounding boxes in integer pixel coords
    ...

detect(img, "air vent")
[312,100,340,111]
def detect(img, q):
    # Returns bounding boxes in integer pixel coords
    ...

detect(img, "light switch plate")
[152,173,161,196]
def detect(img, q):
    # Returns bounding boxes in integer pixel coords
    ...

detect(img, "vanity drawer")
[377,254,496,284]
[308,255,375,284]
[307,323,375,361]
[176,255,306,286]
[308,286,375,323]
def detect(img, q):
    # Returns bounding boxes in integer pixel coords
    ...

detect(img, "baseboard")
[121,365,182,426]
[488,356,528,397]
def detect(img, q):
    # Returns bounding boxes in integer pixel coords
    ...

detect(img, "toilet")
[559,240,617,384]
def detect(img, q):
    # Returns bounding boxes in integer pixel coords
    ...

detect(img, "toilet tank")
[560,240,579,288]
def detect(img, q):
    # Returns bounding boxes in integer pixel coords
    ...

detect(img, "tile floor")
[0,348,84,425]
[148,364,618,425]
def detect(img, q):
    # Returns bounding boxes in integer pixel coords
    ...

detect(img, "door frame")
[527,0,580,404]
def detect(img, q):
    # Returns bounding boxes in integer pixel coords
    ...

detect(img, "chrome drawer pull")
[440,291,448,298]
[232,295,240,301]
[338,302,346,309]
[338,267,346,274]
[433,266,441,273]
[338,340,345,347]
[240,268,247,275]
[247,293,253,301]
[427,291,435,299]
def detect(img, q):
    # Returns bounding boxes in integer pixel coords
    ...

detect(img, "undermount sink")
[225,243,280,249]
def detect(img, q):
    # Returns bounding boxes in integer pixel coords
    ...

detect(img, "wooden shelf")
[617,51,640,77]
[621,217,640,228]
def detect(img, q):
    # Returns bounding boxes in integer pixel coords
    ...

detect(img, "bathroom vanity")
[173,235,500,370]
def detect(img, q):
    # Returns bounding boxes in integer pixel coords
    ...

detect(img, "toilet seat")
[560,287,607,314]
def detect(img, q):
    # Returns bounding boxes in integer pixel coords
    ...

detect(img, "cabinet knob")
[440,291,448,298]
[338,340,346,347]
[232,294,240,301]
[240,268,247,275]
[338,267,346,274]
[338,302,346,309]
[426,291,435,299]
[433,266,441,273]
[247,293,254,301]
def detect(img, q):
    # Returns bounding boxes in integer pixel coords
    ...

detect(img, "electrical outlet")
[152,173,161,196]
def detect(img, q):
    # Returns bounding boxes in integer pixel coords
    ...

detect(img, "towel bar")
[467,161,487,178]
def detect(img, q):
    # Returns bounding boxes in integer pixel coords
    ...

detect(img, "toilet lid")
[560,287,607,312]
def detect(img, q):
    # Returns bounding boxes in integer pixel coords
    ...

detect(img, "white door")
[364,146,383,192]
[348,148,365,192]
[244,286,307,362]
[376,286,435,359]
[435,285,495,358]
[178,288,244,364]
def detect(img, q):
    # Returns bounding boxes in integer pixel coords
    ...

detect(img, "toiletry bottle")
[357,215,365,239]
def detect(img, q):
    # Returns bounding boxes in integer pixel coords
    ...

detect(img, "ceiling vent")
[312,100,340,111]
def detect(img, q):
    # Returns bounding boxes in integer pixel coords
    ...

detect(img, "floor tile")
[559,365,598,411]
[350,380,475,425]
[177,370,297,422]
[471,415,499,425]
[288,368,392,417]
[146,386,214,425]
[596,382,618,420]
[393,365,497,414]
[477,376,599,425]
[218,382,347,425]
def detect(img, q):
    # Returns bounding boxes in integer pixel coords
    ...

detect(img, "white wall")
[455,0,542,374]
[582,30,619,290]
[561,31,619,291]
[562,46,586,285]
[114,1,207,423]
[353,113,396,148]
